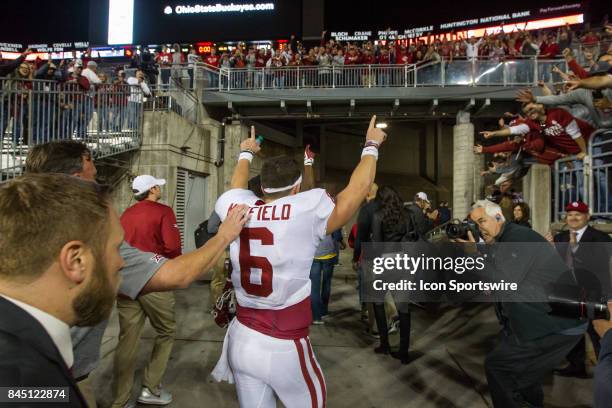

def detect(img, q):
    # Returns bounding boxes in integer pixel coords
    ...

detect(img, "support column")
[452,111,476,219]
[319,125,326,182]
[223,122,249,191]
[522,164,552,235]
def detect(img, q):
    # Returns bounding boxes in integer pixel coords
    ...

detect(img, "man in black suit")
[0,174,126,406]
[550,201,612,378]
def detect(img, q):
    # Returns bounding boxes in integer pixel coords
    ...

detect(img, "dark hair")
[260,156,301,198]
[248,175,263,198]
[26,140,91,175]
[134,190,150,201]
[514,202,530,221]
[376,186,404,226]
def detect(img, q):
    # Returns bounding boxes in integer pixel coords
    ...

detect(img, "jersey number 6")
[239,227,274,297]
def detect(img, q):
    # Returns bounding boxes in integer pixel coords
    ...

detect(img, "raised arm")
[141,205,249,293]
[301,144,316,191]
[230,125,261,189]
[567,75,612,91]
[326,115,386,234]
[479,125,527,139]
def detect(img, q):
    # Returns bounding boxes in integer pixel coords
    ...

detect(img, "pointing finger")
[369,115,377,130]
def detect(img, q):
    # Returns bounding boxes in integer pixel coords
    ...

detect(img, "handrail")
[209,58,567,90]
[554,129,612,220]
[0,77,144,181]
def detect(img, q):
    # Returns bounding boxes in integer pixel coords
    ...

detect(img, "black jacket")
[487,222,583,342]
[554,226,612,297]
[371,209,415,243]
[513,219,532,229]
[0,297,87,407]
[407,203,433,239]
[595,330,612,408]
[353,200,380,262]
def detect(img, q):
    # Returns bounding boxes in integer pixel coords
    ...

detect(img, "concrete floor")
[91,253,595,408]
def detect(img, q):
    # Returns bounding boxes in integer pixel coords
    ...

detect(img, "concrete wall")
[452,113,476,220]
[321,121,454,206]
[113,114,297,216]
[113,111,219,215]
[523,164,552,236]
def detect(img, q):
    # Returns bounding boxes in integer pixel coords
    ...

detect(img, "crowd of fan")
[473,33,612,215]
[112,23,612,90]
[0,49,151,145]
[190,24,610,68]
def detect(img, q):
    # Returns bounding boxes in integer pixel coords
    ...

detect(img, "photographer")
[593,302,612,407]
[458,200,585,408]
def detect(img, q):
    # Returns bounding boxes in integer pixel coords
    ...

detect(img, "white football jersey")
[215,188,335,310]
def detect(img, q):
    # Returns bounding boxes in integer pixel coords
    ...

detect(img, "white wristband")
[238,151,254,163]
[304,157,314,166]
[361,146,379,160]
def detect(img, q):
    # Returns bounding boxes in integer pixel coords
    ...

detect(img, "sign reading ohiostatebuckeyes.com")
[163,2,276,15]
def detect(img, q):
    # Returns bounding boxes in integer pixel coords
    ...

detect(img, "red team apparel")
[120,201,182,259]
[212,188,335,408]
[510,108,594,155]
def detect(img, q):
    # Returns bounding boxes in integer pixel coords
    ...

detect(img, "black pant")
[485,330,582,408]
[566,320,600,371]
[373,302,411,355]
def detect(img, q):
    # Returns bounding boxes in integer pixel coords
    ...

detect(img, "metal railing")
[554,129,612,220]
[152,63,221,91]
[213,58,568,90]
[217,63,419,90]
[1,78,144,181]
[145,83,200,124]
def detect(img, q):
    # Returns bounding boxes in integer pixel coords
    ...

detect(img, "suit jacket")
[554,226,612,297]
[490,222,583,342]
[0,297,87,407]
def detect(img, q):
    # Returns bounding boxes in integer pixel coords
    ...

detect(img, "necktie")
[565,231,578,281]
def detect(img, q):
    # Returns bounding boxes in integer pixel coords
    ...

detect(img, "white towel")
[211,318,236,383]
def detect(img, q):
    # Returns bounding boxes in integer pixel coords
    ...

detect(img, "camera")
[548,294,610,320]
[445,219,480,241]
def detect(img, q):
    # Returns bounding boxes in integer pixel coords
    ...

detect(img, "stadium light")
[376,122,388,129]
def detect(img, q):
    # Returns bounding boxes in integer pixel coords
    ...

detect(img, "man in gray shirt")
[25,140,249,407]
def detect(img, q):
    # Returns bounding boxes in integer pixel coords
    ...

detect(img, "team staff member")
[0,174,124,407]
[25,140,249,408]
[111,175,182,407]
[549,201,612,378]
[460,200,586,408]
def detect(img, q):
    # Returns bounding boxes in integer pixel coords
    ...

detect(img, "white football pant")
[228,319,326,408]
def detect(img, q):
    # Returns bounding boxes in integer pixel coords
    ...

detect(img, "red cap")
[565,201,589,214]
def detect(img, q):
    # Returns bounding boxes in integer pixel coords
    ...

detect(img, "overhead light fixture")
[376,122,388,129]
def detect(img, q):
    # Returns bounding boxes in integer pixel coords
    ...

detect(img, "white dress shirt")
[1,295,74,368]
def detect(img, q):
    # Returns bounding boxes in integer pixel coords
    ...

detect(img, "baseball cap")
[132,175,166,195]
[565,201,588,214]
[74,61,83,68]
[416,192,429,202]
[87,60,97,67]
